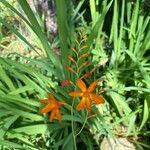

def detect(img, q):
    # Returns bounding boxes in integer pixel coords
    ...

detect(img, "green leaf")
[17,0,64,79]
[89,0,97,25]
[80,132,94,150]
[88,0,113,47]
[0,95,40,107]
[127,113,136,135]
[108,91,131,116]
[139,98,149,130]
[62,133,74,150]
[55,0,70,68]
[8,85,35,95]
[62,115,82,122]
[0,139,26,149]
[0,115,19,139]
[0,17,37,54]
[5,133,40,150]
[0,65,15,91]
[12,124,66,135]
[0,102,43,121]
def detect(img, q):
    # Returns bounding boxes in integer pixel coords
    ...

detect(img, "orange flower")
[69,79,105,112]
[39,93,64,122]
[61,80,72,87]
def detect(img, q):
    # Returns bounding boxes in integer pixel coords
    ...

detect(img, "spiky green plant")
[0,0,150,150]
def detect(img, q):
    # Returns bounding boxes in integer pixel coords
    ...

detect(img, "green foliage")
[0,0,150,149]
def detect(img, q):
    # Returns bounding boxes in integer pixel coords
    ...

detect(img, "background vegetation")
[0,0,150,149]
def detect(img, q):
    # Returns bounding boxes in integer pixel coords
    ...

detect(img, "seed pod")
[71,47,77,54]
[66,66,76,74]
[80,45,88,51]
[79,61,89,69]
[68,55,76,64]
[81,71,92,79]
[80,53,88,59]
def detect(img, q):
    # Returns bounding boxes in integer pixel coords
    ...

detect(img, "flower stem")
[71,43,81,150]
[71,98,77,150]
[75,110,88,137]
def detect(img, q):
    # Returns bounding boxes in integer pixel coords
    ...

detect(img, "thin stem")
[71,40,83,150]
[71,97,77,150]
[75,110,88,137]
[64,103,72,109]
[71,49,80,150]
[87,114,97,119]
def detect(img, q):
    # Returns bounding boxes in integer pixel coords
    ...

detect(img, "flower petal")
[56,110,62,122]
[69,92,83,97]
[39,99,49,103]
[76,97,86,111]
[58,101,64,105]
[85,98,92,112]
[50,110,56,122]
[61,80,72,87]
[40,104,54,113]
[91,94,105,104]
[48,93,55,100]
[87,81,97,92]
[77,79,87,92]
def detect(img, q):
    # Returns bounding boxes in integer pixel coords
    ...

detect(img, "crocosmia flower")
[69,79,105,112]
[39,93,64,122]
[61,80,72,87]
